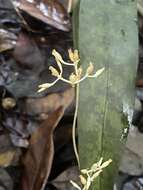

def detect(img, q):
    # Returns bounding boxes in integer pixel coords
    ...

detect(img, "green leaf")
[75,0,138,189]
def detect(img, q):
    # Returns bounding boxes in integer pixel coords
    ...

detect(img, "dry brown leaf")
[13,32,44,72]
[0,151,18,167]
[21,107,64,190]
[3,116,30,139]
[25,88,74,117]
[0,134,21,167]
[51,166,80,190]
[14,0,71,31]
[58,0,73,13]
[0,168,13,190]
[0,29,17,52]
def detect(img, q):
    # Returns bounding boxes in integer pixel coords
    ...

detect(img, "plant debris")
[21,107,64,190]
[0,1,77,189]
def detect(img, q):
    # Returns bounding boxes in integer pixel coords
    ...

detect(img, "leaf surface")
[77,0,138,189]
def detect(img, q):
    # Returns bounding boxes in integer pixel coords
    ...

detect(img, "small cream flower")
[49,66,59,77]
[86,62,94,75]
[69,73,77,83]
[68,49,80,62]
[38,49,104,92]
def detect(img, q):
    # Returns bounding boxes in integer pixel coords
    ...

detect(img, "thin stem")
[61,62,75,66]
[74,75,87,84]
[72,83,80,167]
[51,78,60,85]
[88,74,97,78]
[60,77,72,84]
[56,60,63,74]
[60,59,80,66]
[38,78,59,92]
[72,60,80,167]
[74,62,78,75]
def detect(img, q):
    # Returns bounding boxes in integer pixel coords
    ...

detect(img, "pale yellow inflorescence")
[70,158,112,190]
[38,49,105,92]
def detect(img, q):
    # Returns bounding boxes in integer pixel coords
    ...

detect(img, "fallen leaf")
[54,123,72,152]
[25,88,75,118]
[21,107,64,190]
[0,134,21,167]
[58,0,73,13]
[0,168,13,190]
[0,29,17,52]
[3,115,30,139]
[13,32,44,73]
[13,0,71,31]
[10,134,29,148]
[0,151,18,167]
[51,166,80,190]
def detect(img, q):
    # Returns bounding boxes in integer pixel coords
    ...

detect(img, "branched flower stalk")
[70,158,112,190]
[38,49,105,92]
[38,49,105,167]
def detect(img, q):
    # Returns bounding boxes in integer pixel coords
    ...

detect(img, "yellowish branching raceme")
[38,49,105,92]
[70,158,112,190]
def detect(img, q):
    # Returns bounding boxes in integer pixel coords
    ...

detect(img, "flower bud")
[86,62,94,75]
[49,66,59,77]
[68,49,79,62]
[69,73,77,84]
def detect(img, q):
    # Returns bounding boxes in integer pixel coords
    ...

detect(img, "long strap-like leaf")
[76,0,138,189]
